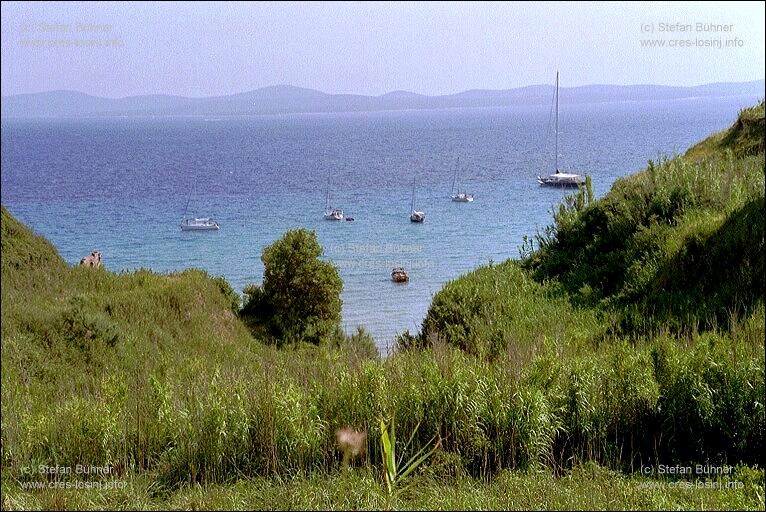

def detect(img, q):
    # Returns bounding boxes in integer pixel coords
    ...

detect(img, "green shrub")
[651,334,765,466]
[241,229,342,346]
[418,260,601,359]
[61,296,120,352]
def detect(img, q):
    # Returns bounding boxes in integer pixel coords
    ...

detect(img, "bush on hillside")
[242,229,343,346]
[414,260,601,360]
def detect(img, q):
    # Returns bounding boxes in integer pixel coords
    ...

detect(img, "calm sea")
[1,96,759,351]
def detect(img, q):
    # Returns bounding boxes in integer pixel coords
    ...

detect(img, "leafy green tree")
[243,229,342,345]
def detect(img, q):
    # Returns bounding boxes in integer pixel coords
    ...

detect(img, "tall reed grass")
[3,322,762,488]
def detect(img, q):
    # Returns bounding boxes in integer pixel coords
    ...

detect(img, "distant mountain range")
[2,80,763,118]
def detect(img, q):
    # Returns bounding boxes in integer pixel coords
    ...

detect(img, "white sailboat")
[450,157,474,202]
[323,167,344,220]
[180,217,220,231]
[410,175,425,223]
[537,72,586,187]
[180,186,219,231]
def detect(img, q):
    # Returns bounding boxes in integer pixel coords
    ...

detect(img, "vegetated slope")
[0,205,67,295]
[623,195,764,330]
[412,259,603,360]
[686,100,765,159]
[407,103,765,473]
[1,204,253,419]
[524,101,765,332]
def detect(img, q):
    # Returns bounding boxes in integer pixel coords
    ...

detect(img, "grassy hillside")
[686,100,765,159]
[1,205,261,482]
[3,204,763,510]
[407,259,603,360]
[1,205,251,369]
[416,101,764,346]
[0,205,67,314]
[522,101,765,333]
[406,101,765,479]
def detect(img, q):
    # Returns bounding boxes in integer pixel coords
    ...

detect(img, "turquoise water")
[1,96,759,351]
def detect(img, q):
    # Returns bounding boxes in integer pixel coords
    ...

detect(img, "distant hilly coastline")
[1,80,764,118]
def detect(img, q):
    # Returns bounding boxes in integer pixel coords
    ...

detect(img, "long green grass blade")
[400,420,421,466]
[398,436,439,481]
[390,416,396,474]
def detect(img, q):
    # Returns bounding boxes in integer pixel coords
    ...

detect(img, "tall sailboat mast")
[409,169,426,222]
[183,182,195,219]
[536,71,585,187]
[555,71,559,172]
[323,165,344,220]
[451,156,460,195]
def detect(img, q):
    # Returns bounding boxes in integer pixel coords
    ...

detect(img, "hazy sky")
[2,1,764,97]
